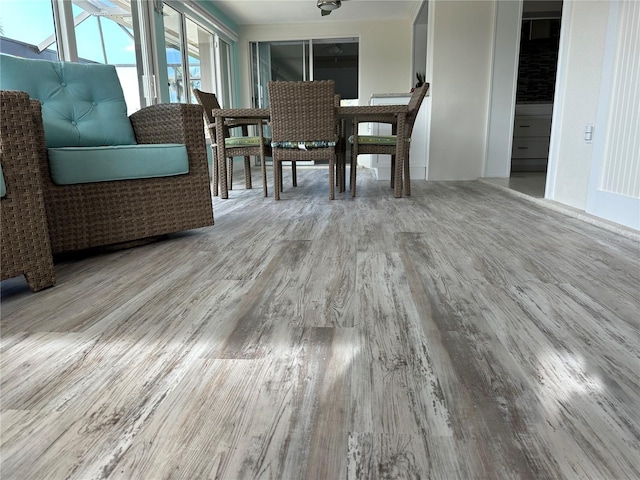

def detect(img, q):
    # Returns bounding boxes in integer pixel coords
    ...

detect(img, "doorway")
[509,2,562,197]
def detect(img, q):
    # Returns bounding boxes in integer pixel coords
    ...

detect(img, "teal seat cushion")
[47,144,189,185]
[225,136,271,147]
[0,54,137,148]
[0,162,6,197]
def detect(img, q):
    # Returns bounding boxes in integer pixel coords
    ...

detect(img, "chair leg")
[261,155,268,197]
[404,153,411,196]
[329,156,335,200]
[227,157,234,190]
[390,155,396,189]
[211,146,219,197]
[337,148,346,193]
[274,159,281,200]
[244,155,252,189]
[350,151,357,197]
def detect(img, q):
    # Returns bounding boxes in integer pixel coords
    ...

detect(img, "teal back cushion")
[0,54,137,148]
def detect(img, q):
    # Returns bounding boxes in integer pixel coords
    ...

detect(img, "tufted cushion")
[48,144,188,185]
[0,54,136,148]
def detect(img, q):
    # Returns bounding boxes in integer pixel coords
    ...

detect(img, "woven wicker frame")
[29,99,214,254]
[194,89,271,198]
[351,83,429,197]
[268,80,337,200]
[1,91,55,291]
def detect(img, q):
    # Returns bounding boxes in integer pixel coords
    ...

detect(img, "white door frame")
[584,0,640,230]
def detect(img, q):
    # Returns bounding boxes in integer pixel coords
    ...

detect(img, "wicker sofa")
[0,54,213,254]
[1,91,56,291]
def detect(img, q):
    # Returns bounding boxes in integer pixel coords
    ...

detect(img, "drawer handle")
[520,125,531,128]
[517,147,529,150]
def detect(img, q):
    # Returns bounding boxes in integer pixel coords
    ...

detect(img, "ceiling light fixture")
[317,0,341,16]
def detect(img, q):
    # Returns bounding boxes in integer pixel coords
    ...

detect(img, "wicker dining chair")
[1,90,55,292]
[268,80,337,200]
[349,83,429,197]
[194,88,270,197]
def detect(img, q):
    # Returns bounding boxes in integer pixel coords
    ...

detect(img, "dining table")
[211,103,409,199]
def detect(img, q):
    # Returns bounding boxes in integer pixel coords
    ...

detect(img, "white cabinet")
[511,103,552,172]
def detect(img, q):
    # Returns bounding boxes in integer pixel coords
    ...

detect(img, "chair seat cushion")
[225,136,271,147]
[348,135,407,145]
[48,144,189,185]
[271,140,337,149]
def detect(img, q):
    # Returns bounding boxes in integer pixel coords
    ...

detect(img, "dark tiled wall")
[516,20,561,104]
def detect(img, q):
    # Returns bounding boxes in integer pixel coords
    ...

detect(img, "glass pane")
[249,40,309,107]
[163,5,184,103]
[0,0,58,60]
[185,17,211,104]
[218,38,232,107]
[71,0,141,113]
[312,38,359,100]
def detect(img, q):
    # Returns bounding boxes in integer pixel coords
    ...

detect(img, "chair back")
[193,88,221,141]
[193,88,221,127]
[0,54,136,148]
[406,82,430,132]
[268,80,336,143]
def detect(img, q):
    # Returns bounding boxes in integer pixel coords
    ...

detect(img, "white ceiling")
[207,0,422,26]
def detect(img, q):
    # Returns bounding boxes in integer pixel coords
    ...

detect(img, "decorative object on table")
[412,72,426,92]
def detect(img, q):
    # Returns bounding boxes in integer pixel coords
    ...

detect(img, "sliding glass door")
[250,37,358,107]
[250,40,310,108]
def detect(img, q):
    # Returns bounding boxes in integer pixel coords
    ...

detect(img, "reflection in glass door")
[163,4,216,104]
[250,40,310,108]
[71,0,142,112]
[250,38,359,106]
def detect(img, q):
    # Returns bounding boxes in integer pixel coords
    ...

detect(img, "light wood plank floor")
[2,167,639,480]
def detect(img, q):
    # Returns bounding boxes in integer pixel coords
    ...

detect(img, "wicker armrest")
[337,105,408,117]
[1,90,55,291]
[212,108,270,119]
[129,103,205,145]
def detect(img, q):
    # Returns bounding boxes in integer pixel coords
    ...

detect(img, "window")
[163,3,231,106]
[72,0,142,113]
[0,0,238,110]
[0,0,58,60]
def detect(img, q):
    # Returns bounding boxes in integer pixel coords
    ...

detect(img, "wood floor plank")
[1,168,638,479]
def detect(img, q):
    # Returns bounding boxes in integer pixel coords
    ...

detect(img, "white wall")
[546,0,611,209]
[236,19,414,107]
[484,0,522,178]
[425,0,495,180]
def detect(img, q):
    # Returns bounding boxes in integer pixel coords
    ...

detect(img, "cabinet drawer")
[512,137,550,158]
[513,116,552,137]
